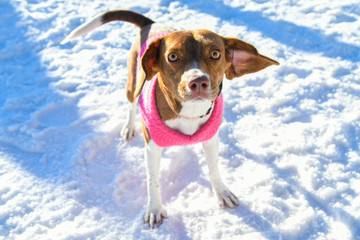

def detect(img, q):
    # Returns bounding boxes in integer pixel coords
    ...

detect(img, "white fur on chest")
[165,100,213,135]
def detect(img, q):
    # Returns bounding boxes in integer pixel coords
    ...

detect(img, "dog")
[62,10,279,228]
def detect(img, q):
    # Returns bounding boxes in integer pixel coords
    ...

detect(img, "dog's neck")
[164,100,214,135]
[178,100,214,119]
[176,100,214,119]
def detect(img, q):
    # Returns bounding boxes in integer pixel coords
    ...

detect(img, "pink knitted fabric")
[138,33,224,147]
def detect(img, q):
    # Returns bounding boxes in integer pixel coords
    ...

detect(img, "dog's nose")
[188,76,209,93]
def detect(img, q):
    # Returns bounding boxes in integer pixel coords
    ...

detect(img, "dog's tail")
[61,10,154,44]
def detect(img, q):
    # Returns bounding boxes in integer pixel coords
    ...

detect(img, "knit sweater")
[137,33,223,147]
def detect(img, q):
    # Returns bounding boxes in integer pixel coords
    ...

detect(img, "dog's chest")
[139,76,223,147]
[164,100,213,135]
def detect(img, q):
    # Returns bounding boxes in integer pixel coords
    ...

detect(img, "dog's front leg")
[203,132,239,208]
[144,140,168,228]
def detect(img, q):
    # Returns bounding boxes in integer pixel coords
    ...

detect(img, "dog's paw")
[144,206,168,229]
[215,188,239,209]
[121,124,135,141]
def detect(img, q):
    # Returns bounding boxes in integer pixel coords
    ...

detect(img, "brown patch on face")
[155,75,180,121]
[193,30,228,99]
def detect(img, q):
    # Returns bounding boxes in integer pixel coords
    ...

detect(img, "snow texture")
[1,0,360,239]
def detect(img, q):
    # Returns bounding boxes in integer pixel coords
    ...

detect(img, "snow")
[1,0,360,239]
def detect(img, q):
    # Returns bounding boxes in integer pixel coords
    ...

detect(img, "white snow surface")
[1,0,360,239]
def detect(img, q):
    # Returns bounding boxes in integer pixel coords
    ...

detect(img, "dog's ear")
[223,37,279,80]
[134,38,162,98]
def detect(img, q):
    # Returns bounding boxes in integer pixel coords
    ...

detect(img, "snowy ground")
[1,0,360,239]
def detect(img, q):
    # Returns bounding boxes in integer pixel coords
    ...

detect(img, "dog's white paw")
[121,124,135,141]
[144,205,168,228]
[215,187,239,209]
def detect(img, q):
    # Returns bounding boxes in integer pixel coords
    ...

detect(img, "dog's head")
[135,29,279,102]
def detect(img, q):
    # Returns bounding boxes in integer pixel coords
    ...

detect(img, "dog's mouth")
[178,85,220,103]
[189,92,211,101]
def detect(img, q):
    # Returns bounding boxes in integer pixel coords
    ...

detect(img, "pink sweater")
[138,33,223,147]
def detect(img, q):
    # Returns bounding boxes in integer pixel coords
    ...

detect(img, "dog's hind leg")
[121,42,139,140]
[121,101,137,140]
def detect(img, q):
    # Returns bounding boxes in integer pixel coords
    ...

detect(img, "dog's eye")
[168,53,179,62]
[210,50,221,60]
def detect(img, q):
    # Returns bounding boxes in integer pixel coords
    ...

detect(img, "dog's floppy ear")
[223,37,279,80]
[134,38,162,98]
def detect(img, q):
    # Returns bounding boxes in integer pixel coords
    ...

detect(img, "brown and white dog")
[62,10,279,228]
